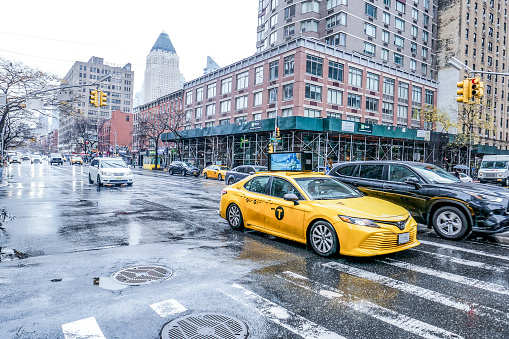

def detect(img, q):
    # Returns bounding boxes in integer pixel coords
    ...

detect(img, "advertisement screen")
[270,152,302,171]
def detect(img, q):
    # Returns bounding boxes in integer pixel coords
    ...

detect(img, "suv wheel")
[227,177,235,185]
[432,206,470,240]
[309,221,338,257]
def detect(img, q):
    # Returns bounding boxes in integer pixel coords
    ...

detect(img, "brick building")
[98,110,133,155]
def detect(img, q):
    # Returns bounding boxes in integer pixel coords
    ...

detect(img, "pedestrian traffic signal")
[268,144,274,153]
[99,91,107,107]
[456,79,470,103]
[90,90,99,107]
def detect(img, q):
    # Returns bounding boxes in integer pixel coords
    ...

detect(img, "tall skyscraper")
[142,32,184,104]
[256,0,437,80]
[203,56,220,75]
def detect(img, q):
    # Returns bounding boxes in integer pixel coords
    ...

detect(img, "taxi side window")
[389,165,419,182]
[244,176,270,194]
[270,177,304,199]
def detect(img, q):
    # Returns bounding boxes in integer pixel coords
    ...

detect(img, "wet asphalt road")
[1,161,509,339]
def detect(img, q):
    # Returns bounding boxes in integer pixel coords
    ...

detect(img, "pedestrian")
[454,170,460,178]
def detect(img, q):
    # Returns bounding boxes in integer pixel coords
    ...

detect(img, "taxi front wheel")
[309,221,338,257]
[226,203,244,230]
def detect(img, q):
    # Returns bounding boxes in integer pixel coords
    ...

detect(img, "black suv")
[329,161,509,240]
[224,165,268,185]
[168,161,200,177]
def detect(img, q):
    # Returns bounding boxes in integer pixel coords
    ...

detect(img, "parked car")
[449,172,473,183]
[328,161,509,240]
[31,155,42,164]
[21,154,31,161]
[70,156,83,165]
[88,157,133,186]
[224,165,268,185]
[203,165,230,180]
[49,153,64,165]
[168,161,200,177]
[9,155,21,164]
[220,171,419,257]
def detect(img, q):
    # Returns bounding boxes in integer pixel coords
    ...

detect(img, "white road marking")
[62,317,105,339]
[410,248,505,272]
[419,240,509,262]
[150,299,187,317]
[221,283,345,339]
[322,261,509,323]
[379,258,509,295]
[279,271,463,339]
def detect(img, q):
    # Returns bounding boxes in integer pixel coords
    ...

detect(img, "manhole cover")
[110,265,172,285]
[161,313,248,339]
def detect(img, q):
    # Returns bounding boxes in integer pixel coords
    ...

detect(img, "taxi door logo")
[275,206,284,220]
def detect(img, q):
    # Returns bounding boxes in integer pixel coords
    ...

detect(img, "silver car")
[88,157,133,186]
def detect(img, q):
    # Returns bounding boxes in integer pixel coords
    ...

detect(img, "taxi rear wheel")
[309,221,338,257]
[218,174,222,181]
[204,172,208,179]
[226,203,244,230]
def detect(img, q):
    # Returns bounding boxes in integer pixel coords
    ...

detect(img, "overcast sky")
[0,0,259,94]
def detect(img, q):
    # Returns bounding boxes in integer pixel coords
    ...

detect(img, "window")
[306,55,323,76]
[423,14,429,26]
[235,96,248,110]
[284,5,296,19]
[383,77,395,95]
[365,3,377,18]
[270,14,278,27]
[253,92,262,106]
[269,31,277,44]
[381,48,389,61]
[383,12,390,25]
[423,30,429,43]
[253,113,262,120]
[389,165,416,182]
[393,53,404,66]
[348,67,362,87]
[196,87,204,102]
[234,117,246,124]
[283,84,293,100]
[422,47,428,59]
[205,121,214,127]
[304,108,322,117]
[284,55,294,76]
[220,100,231,113]
[382,102,393,119]
[425,89,434,105]
[383,0,391,5]
[221,78,232,94]
[246,176,270,194]
[302,0,319,13]
[206,103,215,116]
[359,165,384,180]
[366,97,378,111]
[284,24,295,37]
[254,66,263,85]
[268,87,278,102]
[268,111,276,118]
[398,82,409,100]
[395,0,405,13]
[325,33,346,46]
[271,0,279,10]
[364,42,375,56]
[347,93,362,108]
[327,0,348,9]
[195,106,203,119]
[411,42,417,54]
[269,61,279,80]
[328,61,344,81]
[395,17,405,31]
[282,108,293,117]
[421,63,428,75]
[237,71,249,90]
[207,83,216,99]
[382,30,390,43]
[305,84,322,101]
[394,35,404,48]
[412,8,418,21]
[186,91,193,105]
[410,59,416,71]
[327,88,342,105]
[411,25,418,37]
[364,23,376,37]
[366,72,379,91]
[301,20,318,32]
[327,13,347,29]
[397,105,408,124]
[412,86,422,104]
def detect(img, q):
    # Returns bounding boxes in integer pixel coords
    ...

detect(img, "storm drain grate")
[110,265,172,286]
[161,313,248,339]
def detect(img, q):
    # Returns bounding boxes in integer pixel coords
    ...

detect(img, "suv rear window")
[335,165,356,176]
[358,164,384,180]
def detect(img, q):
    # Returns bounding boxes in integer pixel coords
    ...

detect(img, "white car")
[458,172,473,182]
[88,157,133,186]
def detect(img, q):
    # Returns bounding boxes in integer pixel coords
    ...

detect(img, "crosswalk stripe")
[322,261,509,324]
[410,248,505,272]
[419,240,509,262]
[379,258,509,295]
[278,271,463,339]
[62,317,105,339]
[221,283,345,339]
[150,299,187,317]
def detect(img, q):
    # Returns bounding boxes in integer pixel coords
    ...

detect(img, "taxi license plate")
[398,232,410,244]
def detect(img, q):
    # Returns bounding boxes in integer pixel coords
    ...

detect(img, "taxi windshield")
[295,177,362,200]
[101,160,127,168]
[411,164,460,183]
[218,166,229,170]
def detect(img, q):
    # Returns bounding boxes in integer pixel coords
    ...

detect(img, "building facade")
[256,0,438,80]
[59,56,134,152]
[142,32,184,104]
[97,110,133,155]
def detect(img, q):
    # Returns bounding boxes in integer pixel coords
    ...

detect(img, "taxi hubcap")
[312,224,333,253]
[228,206,240,226]
[436,211,462,236]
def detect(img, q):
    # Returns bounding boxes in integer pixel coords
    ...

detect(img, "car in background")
[88,157,133,186]
[31,155,42,164]
[50,153,64,165]
[220,171,419,257]
[449,172,473,183]
[329,161,509,240]
[70,156,83,165]
[203,165,230,180]
[21,154,31,161]
[168,161,200,177]
[9,155,21,164]
[224,165,268,185]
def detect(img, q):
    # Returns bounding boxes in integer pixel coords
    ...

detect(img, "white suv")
[88,157,133,186]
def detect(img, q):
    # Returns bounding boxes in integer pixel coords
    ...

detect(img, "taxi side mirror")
[284,193,300,205]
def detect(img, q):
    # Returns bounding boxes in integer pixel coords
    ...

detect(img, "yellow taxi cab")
[70,156,83,165]
[219,172,419,257]
[203,165,230,181]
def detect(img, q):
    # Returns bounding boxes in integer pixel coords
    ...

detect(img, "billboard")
[268,152,313,171]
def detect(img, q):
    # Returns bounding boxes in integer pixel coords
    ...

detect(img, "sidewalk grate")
[110,265,172,286]
[161,313,248,339]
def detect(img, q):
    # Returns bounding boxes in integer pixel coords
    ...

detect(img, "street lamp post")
[102,121,117,156]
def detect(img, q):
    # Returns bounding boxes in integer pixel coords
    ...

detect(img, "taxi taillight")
[221,190,228,195]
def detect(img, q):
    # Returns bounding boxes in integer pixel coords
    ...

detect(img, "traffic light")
[268,144,274,153]
[90,90,99,107]
[456,79,470,103]
[472,77,484,102]
[276,127,280,138]
[99,91,107,107]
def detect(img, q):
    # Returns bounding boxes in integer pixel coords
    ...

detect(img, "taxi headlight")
[338,215,380,228]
